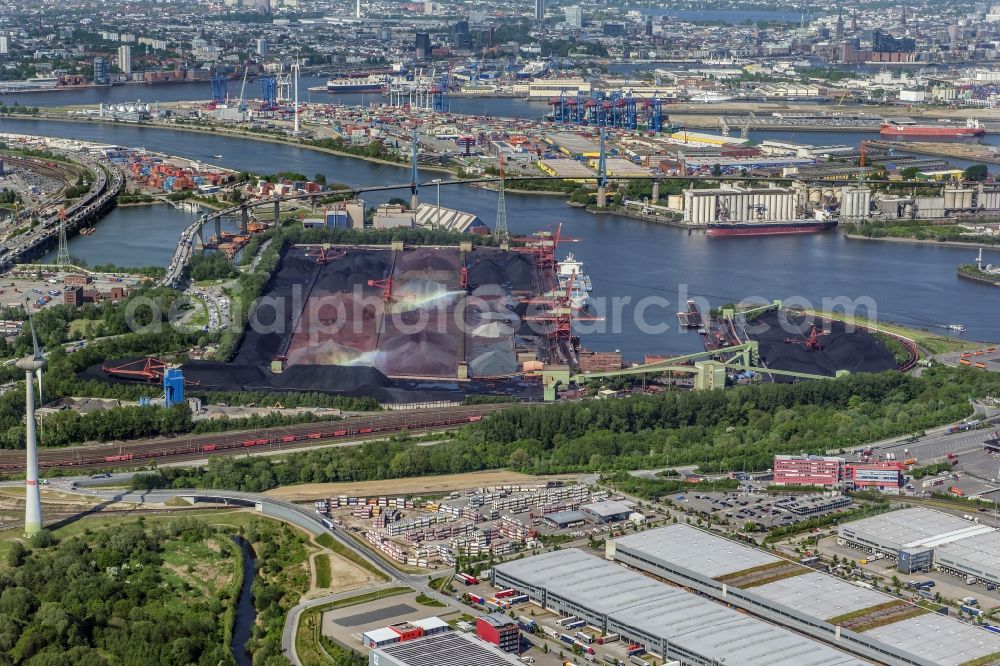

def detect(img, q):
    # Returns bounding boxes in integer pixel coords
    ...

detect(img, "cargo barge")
[880,117,985,138]
[706,219,837,236]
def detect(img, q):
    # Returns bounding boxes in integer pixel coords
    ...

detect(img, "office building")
[117,45,131,75]
[773,454,843,486]
[773,455,903,490]
[476,614,519,652]
[256,0,271,15]
[564,5,583,28]
[93,57,109,84]
[0,35,8,55]
[534,0,544,21]
[256,38,268,56]
[415,32,431,59]
[844,461,904,489]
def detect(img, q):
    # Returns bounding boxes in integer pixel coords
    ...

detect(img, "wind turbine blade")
[26,306,41,361]
[35,367,43,407]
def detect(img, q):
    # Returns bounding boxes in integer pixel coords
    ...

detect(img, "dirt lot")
[265,471,579,501]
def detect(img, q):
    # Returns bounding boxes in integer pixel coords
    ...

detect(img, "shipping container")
[457,573,479,585]
[495,588,516,598]
[597,633,620,645]
[629,656,650,666]
[575,631,593,644]
[516,616,537,632]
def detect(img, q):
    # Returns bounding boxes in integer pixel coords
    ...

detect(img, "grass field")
[802,308,985,355]
[315,532,389,581]
[415,593,445,607]
[315,553,331,588]
[67,318,103,337]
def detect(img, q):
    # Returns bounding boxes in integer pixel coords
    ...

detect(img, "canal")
[231,536,256,666]
[2,118,996,357]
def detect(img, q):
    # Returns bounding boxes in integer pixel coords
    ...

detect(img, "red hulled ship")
[880,117,985,138]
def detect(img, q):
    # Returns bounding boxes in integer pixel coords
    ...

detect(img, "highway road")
[0,153,124,268]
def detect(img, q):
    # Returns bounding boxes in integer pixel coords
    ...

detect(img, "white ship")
[558,253,593,310]
[0,77,60,94]
[325,73,389,93]
[688,90,735,103]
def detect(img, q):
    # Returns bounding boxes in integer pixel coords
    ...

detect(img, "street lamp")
[432,178,442,229]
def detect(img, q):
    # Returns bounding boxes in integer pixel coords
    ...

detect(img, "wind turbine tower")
[18,316,44,536]
[293,59,300,135]
[356,0,361,18]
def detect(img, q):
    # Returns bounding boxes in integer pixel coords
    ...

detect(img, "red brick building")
[772,455,843,486]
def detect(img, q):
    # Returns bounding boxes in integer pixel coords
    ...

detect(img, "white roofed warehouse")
[491,548,866,666]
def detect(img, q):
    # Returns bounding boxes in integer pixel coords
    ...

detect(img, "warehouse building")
[608,524,1000,666]
[367,631,524,666]
[838,507,1000,585]
[492,548,866,666]
[413,204,490,235]
[579,500,632,524]
[362,616,450,648]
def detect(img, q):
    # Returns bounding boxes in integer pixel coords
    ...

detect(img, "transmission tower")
[56,209,71,267]
[494,155,508,244]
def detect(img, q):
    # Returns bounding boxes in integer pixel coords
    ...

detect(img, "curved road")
[77,485,449,665]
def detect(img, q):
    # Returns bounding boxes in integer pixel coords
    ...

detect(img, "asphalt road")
[64,483,449,666]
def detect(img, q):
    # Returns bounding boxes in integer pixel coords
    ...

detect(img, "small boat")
[212,154,223,159]
[946,324,966,333]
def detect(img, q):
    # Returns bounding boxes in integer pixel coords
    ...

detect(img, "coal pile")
[85,245,548,403]
[749,311,897,380]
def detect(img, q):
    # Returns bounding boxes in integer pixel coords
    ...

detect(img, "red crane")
[367,277,393,303]
[785,325,827,351]
[305,245,346,265]
[522,274,602,347]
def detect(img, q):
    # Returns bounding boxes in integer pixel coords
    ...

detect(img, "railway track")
[0,403,516,473]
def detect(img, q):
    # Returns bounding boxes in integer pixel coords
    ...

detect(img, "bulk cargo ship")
[706,212,837,236]
[880,117,985,138]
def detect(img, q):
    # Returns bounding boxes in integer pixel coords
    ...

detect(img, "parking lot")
[676,490,853,530]
[819,534,1000,611]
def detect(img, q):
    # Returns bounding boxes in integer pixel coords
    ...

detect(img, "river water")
[2,117,996,358]
[231,536,256,666]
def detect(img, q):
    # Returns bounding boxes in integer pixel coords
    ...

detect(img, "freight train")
[0,413,487,472]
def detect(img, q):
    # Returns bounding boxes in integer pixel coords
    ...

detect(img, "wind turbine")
[17,307,45,536]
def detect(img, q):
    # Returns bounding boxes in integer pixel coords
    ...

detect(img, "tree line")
[133,367,1000,493]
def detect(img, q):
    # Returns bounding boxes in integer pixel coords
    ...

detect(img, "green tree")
[964,164,989,182]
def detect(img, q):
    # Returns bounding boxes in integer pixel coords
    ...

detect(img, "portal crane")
[784,325,827,351]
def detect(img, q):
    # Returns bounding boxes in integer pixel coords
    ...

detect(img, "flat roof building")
[368,631,524,666]
[839,507,1000,586]
[608,523,1000,666]
[773,454,843,486]
[579,500,632,524]
[492,548,866,666]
